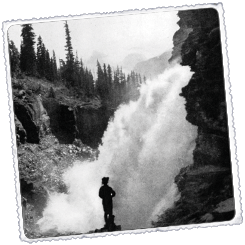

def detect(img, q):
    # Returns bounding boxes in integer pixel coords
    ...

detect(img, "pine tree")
[103,63,107,83]
[52,50,58,81]
[107,64,112,86]
[63,21,75,87]
[88,70,95,96]
[73,51,81,87]
[107,64,113,103]
[50,57,54,81]
[64,21,74,65]
[79,58,85,90]
[40,43,46,77]
[96,60,104,98]
[113,67,120,107]
[44,49,52,81]
[20,24,36,75]
[84,68,94,97]
[95,61,111,104]
[36,35,45,77]
[9,40,20,76]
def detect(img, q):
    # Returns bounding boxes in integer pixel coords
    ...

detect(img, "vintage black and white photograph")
[5,4,238,240]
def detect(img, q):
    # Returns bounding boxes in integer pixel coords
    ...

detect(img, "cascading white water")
[37,64,197,233]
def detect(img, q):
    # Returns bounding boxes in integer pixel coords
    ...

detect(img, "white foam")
[37,64,197,233]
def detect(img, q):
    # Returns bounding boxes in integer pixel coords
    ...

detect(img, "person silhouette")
[99,177,116,229]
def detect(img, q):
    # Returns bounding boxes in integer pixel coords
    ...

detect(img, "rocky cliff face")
[42,98,112,147]
[154,8,234,227]
[13,80,50,144]
[13,77,112,148]
[75,106,112,148]
[178,8,231,169]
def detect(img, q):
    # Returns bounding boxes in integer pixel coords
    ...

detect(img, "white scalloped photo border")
[2,2,242,243]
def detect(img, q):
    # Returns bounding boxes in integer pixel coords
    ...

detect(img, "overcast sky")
[8,10,179,71]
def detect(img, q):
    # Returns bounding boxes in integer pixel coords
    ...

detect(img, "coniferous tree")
[96,60,104,98]
[64,21,74,65]
[58,59,65,82]
[63,21,75,87]
[88,70,95,96]
[96,61,112,105]
[74,51,80,70]
[9,40,20,76]
[84,68,94,97]
[107,64,112,86]
[79,59,85,90]
[20,24,36,75]
[36,35,45,77]
[103,63,107,83]
[40,43,46,77]
[107,64,113,103]
[52,50,58,81]
[73,51,81,87]
[50,57,54,81]
[84,68,89,96]
[44,49,52,81]
[102,63,110,100]
[118,67,127,103]
[113,67,120,107]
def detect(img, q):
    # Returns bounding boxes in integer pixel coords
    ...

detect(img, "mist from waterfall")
[37,64,197,233]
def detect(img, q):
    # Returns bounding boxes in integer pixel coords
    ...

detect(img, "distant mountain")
[134,51,172,79]
[121,53,146,74]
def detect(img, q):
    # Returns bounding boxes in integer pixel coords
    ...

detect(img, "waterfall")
[37,64,197,233]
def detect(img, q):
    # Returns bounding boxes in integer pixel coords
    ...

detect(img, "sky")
[8,10,179,72]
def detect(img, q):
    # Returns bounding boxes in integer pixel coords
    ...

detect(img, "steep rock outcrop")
[13,88,50,144]
[153,165,234,227]
[42,98,77,144]
[12,77,112,148]
[154,8,234,227]
[178,8,231,169]
[43,98,112,147]
[75,106,112,148]
[169,26,192,64]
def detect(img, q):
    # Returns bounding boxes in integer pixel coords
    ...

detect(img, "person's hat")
[102,177,109,184]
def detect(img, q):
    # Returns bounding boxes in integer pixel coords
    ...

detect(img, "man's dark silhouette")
[99,177,116,229]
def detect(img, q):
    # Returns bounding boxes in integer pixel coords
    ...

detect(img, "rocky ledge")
[153,165,234,227]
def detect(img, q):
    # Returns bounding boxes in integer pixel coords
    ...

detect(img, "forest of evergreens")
[9,21,146,109]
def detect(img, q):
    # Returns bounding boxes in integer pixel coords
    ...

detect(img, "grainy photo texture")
[4,3,240,242]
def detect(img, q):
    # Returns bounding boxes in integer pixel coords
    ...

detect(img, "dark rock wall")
[154,8,234,227]
[179,8,231,168]
[42,98,61,135]
[14,91,50,144]
[170,8,231,169]
[43,98,77,144]
[42,98,111,147]
[74,106,112,148]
